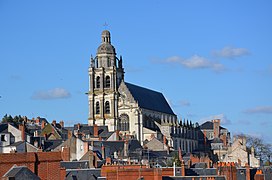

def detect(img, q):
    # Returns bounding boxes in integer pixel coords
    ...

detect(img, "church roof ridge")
[124,82,176,115]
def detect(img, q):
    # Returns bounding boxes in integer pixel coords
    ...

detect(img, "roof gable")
[122,82,175,115]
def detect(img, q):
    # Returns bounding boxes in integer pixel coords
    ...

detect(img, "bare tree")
[235,134,272,164]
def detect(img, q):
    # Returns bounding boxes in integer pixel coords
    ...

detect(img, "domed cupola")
[97,30,116,55]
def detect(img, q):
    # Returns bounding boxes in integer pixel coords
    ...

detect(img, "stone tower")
[88,30,124,130]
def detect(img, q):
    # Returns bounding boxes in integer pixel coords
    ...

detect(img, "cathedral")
[87,30,198,151]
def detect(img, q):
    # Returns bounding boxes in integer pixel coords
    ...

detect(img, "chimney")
[178,147,183,162]
[19,124,25,141]
[106,157,111,165]
[84,141,89,153]
[67,130,72,139]
[163,136,167,145]
[61,146,70,161]
[35,117,40,124]
[116,130,120,140]
[254,170,264,180]
[124,140,128,157]
[93,124,98,137]
[212,119,220,138]
[60,120,64,128]
[23,116,28,123]
[52,120,56,127]
[41,120,46,129]
[89,151,95,168]
[181,160,186,176]
[101,144,105,159]
[245,163,250,180]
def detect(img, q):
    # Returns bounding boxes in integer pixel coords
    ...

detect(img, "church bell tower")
[88,30,124,131]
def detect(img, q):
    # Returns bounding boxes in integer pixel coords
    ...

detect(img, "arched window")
[105,75,110,88]
[95,101,100,114]
[96,76,100,89]
[118,114,129,131]
[105,101,110,114]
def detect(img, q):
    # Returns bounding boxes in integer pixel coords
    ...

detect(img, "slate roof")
[74,124,111,139]
[0,123,8,133]
[200,121,226,130]
[3,165,40,180]
[61,161,89,169]
[66,169,101,180]
[43,139,63,151]
[125,82,175,115]
[9,141,25,147]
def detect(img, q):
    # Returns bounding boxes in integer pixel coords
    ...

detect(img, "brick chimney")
[212,119,220,138]
[245,163,250,180]
[181,160,186,176]
[59,120,64,128]
[19,123,25,141]
[254,170,264,180]
[41,120,46,129]
[93,124,98,137]
[178,147,183,161]
[61,146,70,161]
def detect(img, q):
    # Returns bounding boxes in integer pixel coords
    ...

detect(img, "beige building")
[222,136,260,167]
[87,30,199,151]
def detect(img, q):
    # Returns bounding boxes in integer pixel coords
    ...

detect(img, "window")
[105,101,110,114]
[96,76,100,88]
[118,114,129,131]
[105,75,110,88]
[96,101,100,114]
[1,135,6,141]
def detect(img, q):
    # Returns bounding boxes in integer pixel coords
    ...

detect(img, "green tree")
[1,114,13,123]
[1,114,25,126]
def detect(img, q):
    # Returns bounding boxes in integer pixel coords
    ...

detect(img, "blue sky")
[0,1,271,143]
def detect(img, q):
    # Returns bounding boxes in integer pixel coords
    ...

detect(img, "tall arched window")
[118,114,129,131]
[105,75,110,88]
[105,101,110,114]
[95,101,100,114]
[96,76,100,89]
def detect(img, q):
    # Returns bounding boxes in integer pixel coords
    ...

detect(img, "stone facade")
[87,30,199,151]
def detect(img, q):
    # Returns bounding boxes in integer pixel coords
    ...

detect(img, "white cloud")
[199,113,231,125]
[243,106,272,114]
[164,55,225,72]
[32,88,71,100]
[212,46,250,58]
[179,100,191,107]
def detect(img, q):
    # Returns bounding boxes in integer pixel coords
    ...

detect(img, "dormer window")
[1,135,6,141]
